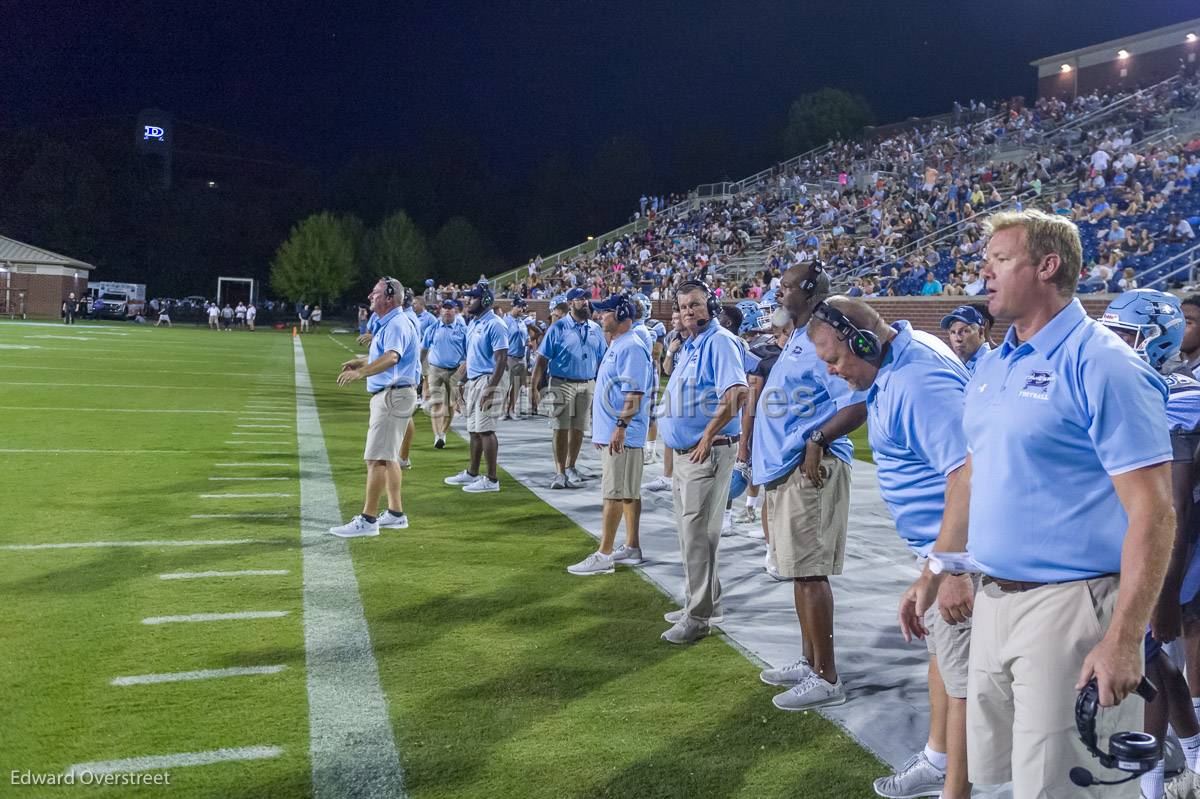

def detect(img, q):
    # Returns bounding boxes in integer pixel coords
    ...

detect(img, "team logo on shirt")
[1019,370,1054,400]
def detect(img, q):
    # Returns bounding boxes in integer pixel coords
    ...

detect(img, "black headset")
[812,301,882,361]
[612,294,635,323]
[1070,677,1159,788]
[382,277,400,298]
[473,283,494,309]
[796,262,831,296]
[675,280,720,326]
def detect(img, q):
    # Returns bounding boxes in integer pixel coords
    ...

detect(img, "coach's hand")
[1151,589,1183,644]
[529,387,541,412]
[341,358,366,372]
[688,434,712,464]
[938,573,975,625]
[609,426,626,455]
[801,440,825,488]
[336,368,361,387]
[356,333,371,347]
[899,572,938,643]
[1078,634,1143,707]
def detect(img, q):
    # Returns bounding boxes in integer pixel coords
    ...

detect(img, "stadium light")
[1188,33,1198,43]
[1117,49,1130,59]
[207,180,217,188]
[1060,64,1072,73]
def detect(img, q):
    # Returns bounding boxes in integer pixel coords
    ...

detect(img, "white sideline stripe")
[0,405,239,414]
[199,492,294,498]
[213,462,292,467]
[190,513,290,519]
[160,569,290,580]
[237,424,292,428]
[294,336,406,796]
[0,538,269,551]
[0,448,284,455]
[111,665,287,686]
[64,745,283,777]
[209,476,291,481]
[142,611,288,625]
[1,381,276,391]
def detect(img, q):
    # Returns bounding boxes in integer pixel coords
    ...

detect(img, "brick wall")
[4,273,89,319]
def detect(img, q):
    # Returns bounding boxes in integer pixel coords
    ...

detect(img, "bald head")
[807,295,893,391]
[810,296,889,341]
[778,263,830,325]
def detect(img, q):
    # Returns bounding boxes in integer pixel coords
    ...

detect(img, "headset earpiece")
[812,301,881,361]
[676,280,720,324]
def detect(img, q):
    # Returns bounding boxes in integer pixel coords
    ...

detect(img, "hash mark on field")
[199,492,294,498]
[142,611,289,625]
[111,665,287,686]
[0,539,272,551]
[209,476,291,481]
[64,745,284,777]
[237,423,292,428]
[159,569,290,580]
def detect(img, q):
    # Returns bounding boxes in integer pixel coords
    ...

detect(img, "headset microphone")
[1070,676,1159,789]
[1069,767,1135,788]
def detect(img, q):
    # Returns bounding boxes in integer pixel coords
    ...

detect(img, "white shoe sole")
[871,784,944,799]
[772,691,847,711]
[759,671,812,687]
[663,612,723,624]
[612,556,644,565]
[567,567,614,576]
[379,521,409,530]
[463,485,499,493]
[328,528,379,538]
[444,477,475,486]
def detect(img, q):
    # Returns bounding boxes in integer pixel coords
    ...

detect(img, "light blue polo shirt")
[592,330,654,448]
[422,320,467,370]
[414,309,437,339]
[465,310,510,379]
[366,308,419,393]
[868,322,969,556]
[506,315,529,358]
[659,322,748,450]
[964,299,1171,582]
[751,325,867,486]
[538,317,607,380]
[632,324,656,352]
[962,341,991,375]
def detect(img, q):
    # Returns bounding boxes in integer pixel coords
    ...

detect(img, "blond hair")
[984,208,1083,296]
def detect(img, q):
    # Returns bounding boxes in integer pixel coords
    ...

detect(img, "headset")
[675,280,720,327]
[812,301,882,361]
[382,277,401,298]
[1070,677,1159,788]
[471,282,494,309]
[613,294,636,323]
[796,262,831,296]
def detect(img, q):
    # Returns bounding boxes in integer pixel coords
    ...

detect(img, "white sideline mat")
[454,414,1011,798]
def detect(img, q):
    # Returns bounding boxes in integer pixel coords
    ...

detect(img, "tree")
[433,216,493,283]
[269,212,359,305]
[779,88,874,159]
[365,210,432,289]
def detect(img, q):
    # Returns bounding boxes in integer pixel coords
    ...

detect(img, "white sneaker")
[720,510,734,537]
[772,674,846,710]
[463,475,500,493]
[377,510,409,529]
[328,515,379,538]
[611,544,643,564]
[643,475,671,492]
[872,751,945,799]
[398,458,412,470]
[444,470,476,486]
[664,608,723,624]
[642,446,657,465]
[759,657,814,687]
[567,551,615,575]
[565,467,587,483]
[737,505,758,524]
[550,473,568,490]
[661,618,710,644]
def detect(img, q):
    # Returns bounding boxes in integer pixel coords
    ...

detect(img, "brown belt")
[674,435,740,455]
[982,573,1117,594]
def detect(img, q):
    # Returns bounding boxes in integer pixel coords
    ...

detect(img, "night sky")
[5,1,1199,175]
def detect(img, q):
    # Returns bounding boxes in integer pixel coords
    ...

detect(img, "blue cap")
[425,278,435,286]
[440,299,456,309]
[592,294,631,314]
[464,284,491,298]
[565,287,590,301]
[940,305,984,329]
[512,297,527,307]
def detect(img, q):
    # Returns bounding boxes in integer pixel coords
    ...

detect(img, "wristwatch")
[809,429,828,448]
[615,419,629,429]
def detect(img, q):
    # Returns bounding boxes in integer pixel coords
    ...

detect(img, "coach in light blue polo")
[423,302,467,370]
[466,300,509,379]
[940,305,991,375]
[366,305,419,394]
[538,288,606,380]
[593,296,654,449]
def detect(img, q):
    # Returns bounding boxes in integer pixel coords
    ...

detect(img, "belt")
[370,383,413,395]
[674,435,740,455]
[982,573,1116,594]
[550,375,590,383]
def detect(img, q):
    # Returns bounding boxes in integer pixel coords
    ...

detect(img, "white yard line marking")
[326,333,360,355]
[0,381,270,391]
[160,569,290,580]
[237,423,292,428]
[223,441,290,446]
[111,665,287,686]
[142,611,289,625]
[0,539,275,551]
[209,476,291,481]
[0,448,286,455]
[294,336,406,796]
[213,462,293,467]
[190,513,290,519]
[64,746,283,777]
[0,406,239,414]
[230,431,291,436]
[199,493,294,498]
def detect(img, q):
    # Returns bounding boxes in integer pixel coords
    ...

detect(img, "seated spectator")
[1166,213,1196,243]
[920,271,944,296]
[1117,267,1138,292]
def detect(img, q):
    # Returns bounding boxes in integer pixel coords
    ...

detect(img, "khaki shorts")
[508,359,528,380]
[967,574,1141,794]
[426,365,458,416]
[921,573,979,699]
[544,377,593,431]
[600,445,644,500]
[766,457,851,578]
[465,373,509,433]
[363,386,417,461]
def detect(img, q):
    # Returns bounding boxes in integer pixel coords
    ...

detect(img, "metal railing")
[1141,240,1200,290]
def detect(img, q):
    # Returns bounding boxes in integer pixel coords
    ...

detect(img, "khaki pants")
[967,575,1141,797]
[921,573,979,699]
[670,444,737,621]
[363,387,417,461]
[426,365,458,418]
[766,458,851,578]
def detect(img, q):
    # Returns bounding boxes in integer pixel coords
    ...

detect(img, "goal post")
[216,277,256,307]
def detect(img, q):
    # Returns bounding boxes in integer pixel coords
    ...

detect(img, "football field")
[0,320,884,798]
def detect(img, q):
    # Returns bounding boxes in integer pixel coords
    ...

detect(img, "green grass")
[0,320,885,797]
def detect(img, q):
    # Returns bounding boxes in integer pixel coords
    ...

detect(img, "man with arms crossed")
[753,263,866,710]
[808,296,972,799]
[444,283,508,493]
[329,277,420,537]
[657,281,748,644]
[567,295,653,575]
[901,209,1173,797]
